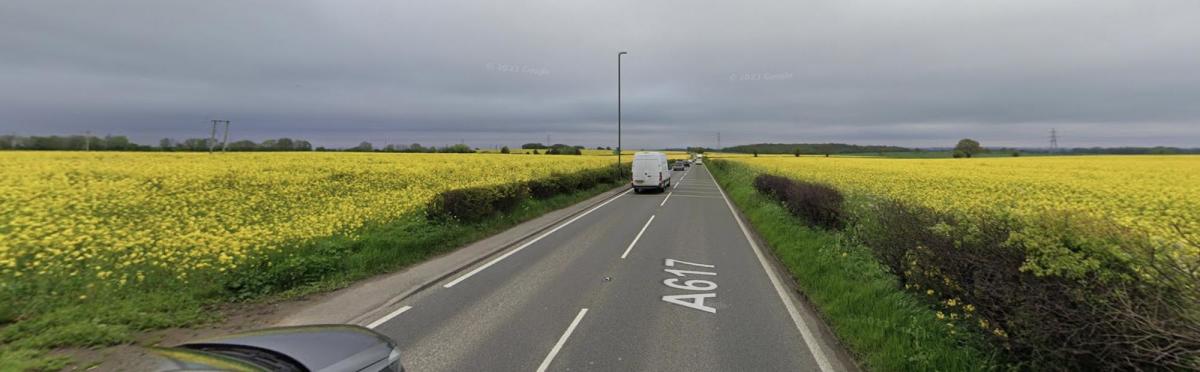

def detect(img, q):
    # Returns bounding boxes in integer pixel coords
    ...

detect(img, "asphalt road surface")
[369,165,845,371]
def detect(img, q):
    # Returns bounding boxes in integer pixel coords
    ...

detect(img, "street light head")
[618,51,628,55]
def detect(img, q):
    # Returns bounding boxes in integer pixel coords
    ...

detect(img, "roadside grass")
[709,161,1001,371]
[0,181,623,371]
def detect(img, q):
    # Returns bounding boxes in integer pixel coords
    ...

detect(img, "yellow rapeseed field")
[0,152,619,288]
[728,156,1200,249]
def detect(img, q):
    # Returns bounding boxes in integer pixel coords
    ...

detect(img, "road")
[368,165,848,371]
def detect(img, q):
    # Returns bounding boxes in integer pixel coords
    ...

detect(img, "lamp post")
[618,51,627,179]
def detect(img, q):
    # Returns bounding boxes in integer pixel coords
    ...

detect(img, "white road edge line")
[621,215,656,259]
[659,191,672,207]
[443,189,633,288]
[536,308,589,372]
[705,167,836,372]
[366,305,412,329]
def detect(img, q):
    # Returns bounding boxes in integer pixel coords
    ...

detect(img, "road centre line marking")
[621,215,656,259]
[674,170,688,189]
[366,305,412,329]
[705,168,835,372]
[660,191,672,207]
[536,308,589,372]
[443,189,632,288]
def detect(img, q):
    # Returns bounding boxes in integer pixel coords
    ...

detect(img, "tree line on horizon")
[719,142,1200,156]
[0,134,594,155]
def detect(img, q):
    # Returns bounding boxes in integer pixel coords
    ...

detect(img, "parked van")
[631,152,670,193]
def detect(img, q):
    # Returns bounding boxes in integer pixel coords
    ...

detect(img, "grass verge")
[0,181,624,371]
[709,161,1000,371]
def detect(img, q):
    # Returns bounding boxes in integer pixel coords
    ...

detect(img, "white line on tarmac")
[660,191,673,207]
[706,168,836,372]
[536,308,589,372]
[366,305,412,329]
[443,189,632,288]
[621,215,656,259]
[670,194,723,199]
[674,170,688,189]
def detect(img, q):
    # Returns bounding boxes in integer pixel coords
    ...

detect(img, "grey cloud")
[1,0,1198,149]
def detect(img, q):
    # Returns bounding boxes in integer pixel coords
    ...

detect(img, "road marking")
[659,191,673,207]
[443,189,632,288]
[621,215,655,259]
[366,305,412,329]
[671,194,723,199]
[674,170,688,189]
[705,168,836,372]
[536,308,589,372]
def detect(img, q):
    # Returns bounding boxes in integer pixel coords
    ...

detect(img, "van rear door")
[633,158,656,186]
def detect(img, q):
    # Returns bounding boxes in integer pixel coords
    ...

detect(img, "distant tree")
[954,138,983,158]
[293,140,312,151]
[753,150,758,157]
[500,146,510,154]
[103,135,132,150]
[383,144,398,152]
[438,144,475,153]
[1012,151,1021,157]
[227,140,258,151]
[522,143,547,149]
[544,144,581,155]
[532,149,540,154]
[794,148,801,157]
[315,146,327,151]
[159,138,175,151]
[352,141,374,152]
[273,138,295,151]
[181,138,208,151]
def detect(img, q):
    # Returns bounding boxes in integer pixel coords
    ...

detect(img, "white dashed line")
[366,305,412,329]
[621,215,655,259]
[536,308,589,372]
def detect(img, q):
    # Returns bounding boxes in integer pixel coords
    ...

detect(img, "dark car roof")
[178,325,393,371]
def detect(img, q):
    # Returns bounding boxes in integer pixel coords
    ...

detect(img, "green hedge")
[721,159,1200,370]
[428,166,627,222]
[855,201,1200,370]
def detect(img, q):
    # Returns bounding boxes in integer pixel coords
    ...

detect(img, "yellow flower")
[0,152,634,297]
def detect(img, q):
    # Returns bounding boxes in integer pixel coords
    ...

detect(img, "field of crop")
[0,152,625,293]
[727,156,1200,248]
[718,155,1200,369]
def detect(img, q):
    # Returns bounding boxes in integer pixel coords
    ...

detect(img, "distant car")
[672,161,686,171]
[683,160,691,168]
[694,158,704,165]
[150,324,404,372]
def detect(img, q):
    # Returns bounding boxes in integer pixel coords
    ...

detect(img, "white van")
[631,152,670,193]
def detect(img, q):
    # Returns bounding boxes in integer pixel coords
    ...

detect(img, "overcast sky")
[2,0,1198,149]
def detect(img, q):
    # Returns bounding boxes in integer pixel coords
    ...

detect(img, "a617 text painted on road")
[660,258,718,313]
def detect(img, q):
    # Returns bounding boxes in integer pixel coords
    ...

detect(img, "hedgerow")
[731,159,1200,370]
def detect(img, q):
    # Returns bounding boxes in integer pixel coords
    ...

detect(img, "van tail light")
[659,172,663,182]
